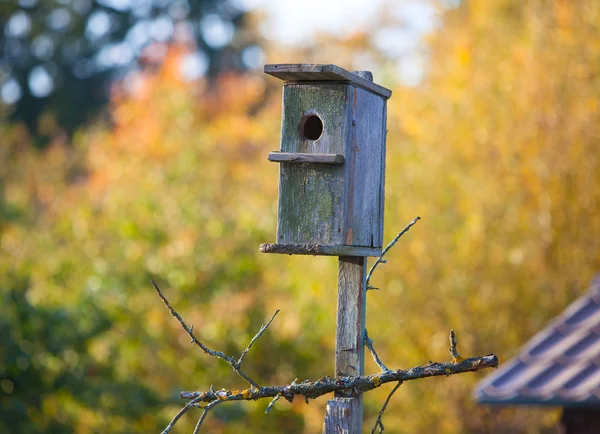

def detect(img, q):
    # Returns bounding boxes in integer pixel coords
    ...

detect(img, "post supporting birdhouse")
[323,256,367,432]
[261,64,391,433]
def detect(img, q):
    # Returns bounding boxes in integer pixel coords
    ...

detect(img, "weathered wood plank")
[322,397,362,434]
[334,256,366,432]
[378,104,388,248]
[265,64,392,99]
[276,83,350,245]
[268,152,345,165]
[345,87,386,248]
[336,256,366,379]
[267,68,388,252]
[351,70,373,82]
[259,243,381,257]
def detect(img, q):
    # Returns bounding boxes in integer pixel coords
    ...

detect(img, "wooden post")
[259,64,391,433]
[323,397,362,433]
[323,256,366,433]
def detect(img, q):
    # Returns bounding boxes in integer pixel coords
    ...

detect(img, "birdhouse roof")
[474,277,600,407]
[264,64,392,99]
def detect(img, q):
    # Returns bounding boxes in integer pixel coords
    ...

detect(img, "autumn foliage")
[2,1,600,433]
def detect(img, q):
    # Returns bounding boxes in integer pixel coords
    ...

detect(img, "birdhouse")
[260,64,392,257]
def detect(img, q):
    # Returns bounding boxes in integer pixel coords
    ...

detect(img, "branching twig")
[192,400,222,434]
[179,353,498,405]
[367,329,470,433]
[366,217,421,290]
[370,381,402,434]
[155,279,497,433]
[265,393,282,414]
[162,396,203,434]
[449,329,464,363]
[238,309,279,365]
[151,279,279,387]
[364,329,391,372]
[151,279,263,388]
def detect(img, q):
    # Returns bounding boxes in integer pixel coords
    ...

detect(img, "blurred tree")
[0,49,315,432]
[374,1,600,432]
[0,0,261,145]
[0,274,162,433]
[2,0,600,433]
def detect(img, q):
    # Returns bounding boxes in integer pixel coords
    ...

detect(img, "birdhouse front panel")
[277,83,352,245]
[261,64,392,257]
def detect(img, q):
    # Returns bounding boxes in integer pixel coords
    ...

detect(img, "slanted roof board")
[264,64,392,99]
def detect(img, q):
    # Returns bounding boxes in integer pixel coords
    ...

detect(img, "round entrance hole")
[300,114,323,141]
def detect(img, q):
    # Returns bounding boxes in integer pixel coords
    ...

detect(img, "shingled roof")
[474,278,600,406]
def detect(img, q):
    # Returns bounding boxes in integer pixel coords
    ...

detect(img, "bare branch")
[152,279,271,388]
[367,330,469,433]
[265,393,282,414]
[449,329,464,363]
[179,353,498,405]
[364,329,391,373]
[192,400,222,434]
[161,396,203,434]
[155,278,497,433]
[366,217,421,290]
[238,309,280,366]
[370,381,402,434]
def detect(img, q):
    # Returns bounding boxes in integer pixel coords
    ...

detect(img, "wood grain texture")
[268,152,345,165]
[276,83,351,245]
[351,70,373,81]
[265,64,392,99]
[336,256,366,379]
[378,104,388,249]
[345,87,387,248]
[334,256,366,431]
[271,76,388,250]
[259,243,381,257]
[322,397,362,434]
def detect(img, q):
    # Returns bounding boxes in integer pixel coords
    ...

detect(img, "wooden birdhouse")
[260,64,392,257]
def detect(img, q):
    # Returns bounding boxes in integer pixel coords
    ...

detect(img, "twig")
[368,331,466,434]
[370,381,402,434]
[364,329,391,372]
[179,353,498,404]
[366,217,421,290]
[238,309,280,365]
[155,278,498,433]
[265,393,282,414]
[449,329,464,363]
[152,279,279,389]
[192,400,222,434]
[162,396,203,434]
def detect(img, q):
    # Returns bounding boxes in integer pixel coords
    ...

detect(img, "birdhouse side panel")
[345,87,387,248]
[276,83,352,245]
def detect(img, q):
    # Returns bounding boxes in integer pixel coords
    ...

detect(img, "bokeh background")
[2,0,600,432]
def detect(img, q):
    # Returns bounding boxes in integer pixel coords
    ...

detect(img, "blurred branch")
[370,381,402,434]
[367,216,421,290]
[162,396,203,434]
[265,393,282,414]
[449,329,464,363]
[152,279,278,389]
[364,329,391,373]
[193,400,223,434]
[238,309,280,366]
